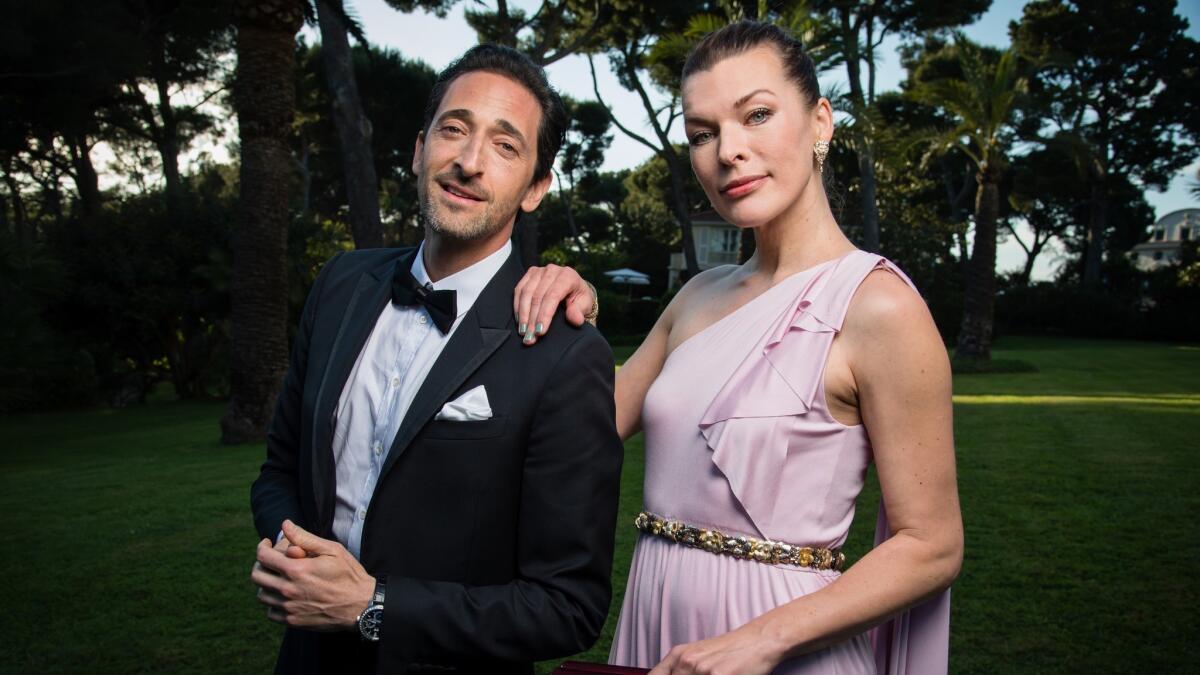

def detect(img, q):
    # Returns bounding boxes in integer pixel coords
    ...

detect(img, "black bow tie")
[392,262,457,334]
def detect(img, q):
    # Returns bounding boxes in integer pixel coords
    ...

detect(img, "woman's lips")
[720,175,767,198]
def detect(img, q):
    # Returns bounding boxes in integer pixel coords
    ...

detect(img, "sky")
[305,1,1200,280]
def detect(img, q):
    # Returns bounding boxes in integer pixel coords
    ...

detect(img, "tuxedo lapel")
[379,249,522,481]
[311,248,414,530]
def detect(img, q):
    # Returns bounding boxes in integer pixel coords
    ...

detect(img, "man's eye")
[441,125,463,135]
[499,142,516,154]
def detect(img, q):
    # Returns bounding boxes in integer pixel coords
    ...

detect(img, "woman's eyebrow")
[685,87,778,126]
[733,88,775,108]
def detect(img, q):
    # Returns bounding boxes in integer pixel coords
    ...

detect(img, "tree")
[102,0,233,229]
[581,1,723,279]
[295,42,437,244]
[914,36,1028,361]
[553,96,611,270]
[1005,144,1087,285]
[314,0,384,248]
[815,0,989,253]
[1014,0,1200,287]
[221,0,306,444]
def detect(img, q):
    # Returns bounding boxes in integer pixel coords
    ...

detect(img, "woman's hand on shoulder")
[512,263,594,345]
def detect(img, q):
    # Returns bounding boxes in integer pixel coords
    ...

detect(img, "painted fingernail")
[524,330,535,343]
[519,323,527,334]
[536,323,544,334]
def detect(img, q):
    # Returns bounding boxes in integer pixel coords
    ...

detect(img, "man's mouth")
[439,181,484,202]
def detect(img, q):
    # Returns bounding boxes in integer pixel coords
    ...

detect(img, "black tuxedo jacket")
[250,246,623,674]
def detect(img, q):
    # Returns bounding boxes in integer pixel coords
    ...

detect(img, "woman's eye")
[747,108,772,124]
[689,131,713,146]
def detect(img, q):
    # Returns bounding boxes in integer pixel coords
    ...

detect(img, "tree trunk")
[1082,181,1106,287]
[561,181,589,268]
[663,147,699,278]
[316,0,383,249]
[67,134,102,219]
[2,167,29,248]
[149,33,185,224]
[839,10,881,253]
[857,141,880,252]
[955,166,1000,361]
[221,0,304,445]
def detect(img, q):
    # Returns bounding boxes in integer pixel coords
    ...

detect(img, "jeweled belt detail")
[634,510,846,571]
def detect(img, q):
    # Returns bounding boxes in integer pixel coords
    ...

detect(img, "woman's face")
[682,44,830,230]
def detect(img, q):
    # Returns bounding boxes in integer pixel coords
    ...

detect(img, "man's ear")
[412,130,425,176]
[520,171,554,213]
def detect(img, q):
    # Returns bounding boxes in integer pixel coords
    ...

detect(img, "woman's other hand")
[647,623,785,675]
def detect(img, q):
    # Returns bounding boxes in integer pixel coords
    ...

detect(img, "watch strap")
[372,575,386,606]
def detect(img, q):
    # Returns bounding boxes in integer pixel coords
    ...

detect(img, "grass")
[1,336,1197,673]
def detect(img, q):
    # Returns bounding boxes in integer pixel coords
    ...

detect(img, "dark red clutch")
[553,661,650,674]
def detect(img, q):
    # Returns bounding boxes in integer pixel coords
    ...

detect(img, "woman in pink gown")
[515,21,962,675]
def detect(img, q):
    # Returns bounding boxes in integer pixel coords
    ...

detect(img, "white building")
[668,210,741,290]
[1131,208,1200,270]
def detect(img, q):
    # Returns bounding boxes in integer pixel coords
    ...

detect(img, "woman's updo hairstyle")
[681,20,821,108]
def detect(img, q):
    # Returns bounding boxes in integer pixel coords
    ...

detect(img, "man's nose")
[455,135,485,177]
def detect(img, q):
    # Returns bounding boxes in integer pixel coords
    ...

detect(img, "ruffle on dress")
[698,255,852,537]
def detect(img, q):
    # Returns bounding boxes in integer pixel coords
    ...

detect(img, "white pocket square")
[435,384,493,421]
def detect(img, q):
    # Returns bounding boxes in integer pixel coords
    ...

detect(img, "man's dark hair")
[423,44,567,183]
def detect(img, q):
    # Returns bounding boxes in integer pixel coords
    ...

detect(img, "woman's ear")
[814,96,834,143]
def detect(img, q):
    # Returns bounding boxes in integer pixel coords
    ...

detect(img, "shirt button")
[373,440,382,456]
[358,508,367,520]
[391,375,401,388]
[417,314,428,324]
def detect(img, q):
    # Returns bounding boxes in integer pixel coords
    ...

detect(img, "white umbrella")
[603,268,651,286]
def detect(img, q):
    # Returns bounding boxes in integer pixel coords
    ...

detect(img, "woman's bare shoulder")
[661,264,740,318]
[842,267,941,350]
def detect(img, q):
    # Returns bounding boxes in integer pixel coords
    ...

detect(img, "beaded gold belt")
[634,510,846,571]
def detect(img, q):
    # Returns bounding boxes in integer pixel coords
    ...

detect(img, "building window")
[1154,251,1163,261]
[1154,228,1165,241]
[718,229,738,253]
[1183,227,1191,241]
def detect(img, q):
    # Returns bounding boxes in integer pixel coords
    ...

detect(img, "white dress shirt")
[328,240,512,559]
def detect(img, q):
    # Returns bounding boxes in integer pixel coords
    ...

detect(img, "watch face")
[358,605,383,641]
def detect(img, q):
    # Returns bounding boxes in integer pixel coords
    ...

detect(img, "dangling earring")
[813,139,829,174]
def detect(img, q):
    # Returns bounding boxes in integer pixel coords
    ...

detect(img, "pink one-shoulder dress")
[610,251,951,674]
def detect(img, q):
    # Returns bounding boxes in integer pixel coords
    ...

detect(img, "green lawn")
[1,336,1197,673]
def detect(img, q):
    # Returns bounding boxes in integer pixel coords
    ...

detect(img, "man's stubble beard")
[419,175,520,243]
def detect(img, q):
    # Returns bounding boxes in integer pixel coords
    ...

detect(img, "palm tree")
[915,36,1027,362]
[221,0,306,444]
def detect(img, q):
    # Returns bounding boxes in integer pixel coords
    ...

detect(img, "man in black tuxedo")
[249,44,622,674]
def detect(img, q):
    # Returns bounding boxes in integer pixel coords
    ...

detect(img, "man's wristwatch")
[356,576,386,642]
